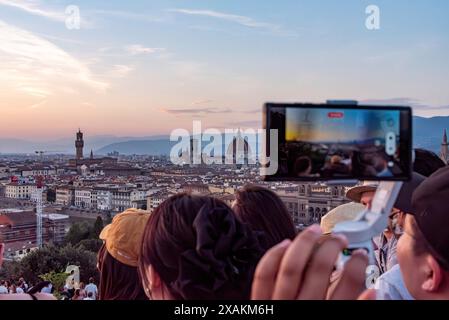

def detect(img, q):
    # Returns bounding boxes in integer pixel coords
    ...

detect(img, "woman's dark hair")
[414,148,446,177]
[97,244,147,300]
[139,193,262,300]
[233,185,296,251]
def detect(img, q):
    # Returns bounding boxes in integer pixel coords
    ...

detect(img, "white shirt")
[16,287,24,294]
[375,264,414,300]
[0,286,8,294]
[41,285,52,294]
[83,297,94,300]
[84,283,98,300]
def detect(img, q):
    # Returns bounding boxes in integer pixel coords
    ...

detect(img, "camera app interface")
[274,107,407,180]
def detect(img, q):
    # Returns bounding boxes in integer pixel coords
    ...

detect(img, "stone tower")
[75,129,84,160]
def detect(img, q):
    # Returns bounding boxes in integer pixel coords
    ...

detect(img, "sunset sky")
[286,108,399,142]
[1,0,448,140]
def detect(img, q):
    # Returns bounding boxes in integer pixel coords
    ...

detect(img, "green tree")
[57,244,98,282]
[65,221,91,245]
[76,238,103,253]
[105,212,112,225]
[39,271,68,299]
[5,244,99,285]
[91,216,104,239]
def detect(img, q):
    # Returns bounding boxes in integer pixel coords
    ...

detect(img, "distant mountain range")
[413,116,448,152]
[0,135,169,155]
[97,139,174,155]
[0,116,447,155]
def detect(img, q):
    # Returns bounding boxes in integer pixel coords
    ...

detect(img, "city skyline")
[1,0,449,140]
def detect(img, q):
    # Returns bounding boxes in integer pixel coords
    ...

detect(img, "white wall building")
[97,189,113,211]
[5,183,37,200]
[112,190,132,212]
[75,188,92,209]
[56,187,74,206]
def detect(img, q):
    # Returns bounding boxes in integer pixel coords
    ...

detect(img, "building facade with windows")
[55,187,75,206]
[5,183,37,200]
[74,188,92,209]
[278,184,351,230]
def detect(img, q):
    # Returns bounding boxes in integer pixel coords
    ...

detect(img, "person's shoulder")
[34,293,57,300]
[0,293,55,300]
[375,265,413,300]
[376,264,400,288]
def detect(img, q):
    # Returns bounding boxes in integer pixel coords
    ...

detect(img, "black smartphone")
[262,103,412,181]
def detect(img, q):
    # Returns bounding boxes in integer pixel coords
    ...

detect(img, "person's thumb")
[358,289,376,300]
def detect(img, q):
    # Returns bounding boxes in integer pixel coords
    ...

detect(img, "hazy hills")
[0,116,447,155]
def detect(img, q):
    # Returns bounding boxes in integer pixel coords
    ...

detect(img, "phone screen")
[263,103,412,181]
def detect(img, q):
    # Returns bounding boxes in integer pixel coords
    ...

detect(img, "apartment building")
[55,187,75,206]
[5,183,37,200]
[74,188,92,209]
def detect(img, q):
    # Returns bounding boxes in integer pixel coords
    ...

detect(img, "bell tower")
[75,129,84,160]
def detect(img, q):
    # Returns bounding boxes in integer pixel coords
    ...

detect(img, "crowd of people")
[0,148,448,301]
[0,278,28,294]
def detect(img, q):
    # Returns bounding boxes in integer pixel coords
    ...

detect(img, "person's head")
[74,289,80,297]
[413,148,446,178]
[232,185,296,251]
[370,155,388,172]
[360,191,375,207]
[88,277,94,284]
[346,182,379,207]
[397,166,449,299]
[139,193,262,300]
[330,155,342,165]
[294,156,312,176]
[98,208,150,300]
[79,282,85,289]
[389,172,426,236]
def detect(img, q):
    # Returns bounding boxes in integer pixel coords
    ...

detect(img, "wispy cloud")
[81,102,96,108]
[163,107,231,115]
[125,44,165,56]
[91,9,166,23]
[28,99,47,109]
[0,0,94,28]
[240,108,263,113]
[225,120,261,128]
[0,0,65,22]
[109,65,134,78]
[192,99,214,105]
[0,19,108,101]
[168,8,283,33]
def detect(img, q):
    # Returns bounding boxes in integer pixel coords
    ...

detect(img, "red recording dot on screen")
[328,112,344,118]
